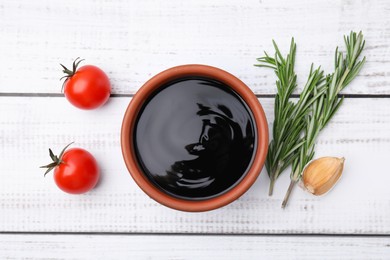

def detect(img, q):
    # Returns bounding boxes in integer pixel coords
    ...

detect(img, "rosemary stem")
[269,165,281,196]
[268,176,275,196]
[281,180,296,208]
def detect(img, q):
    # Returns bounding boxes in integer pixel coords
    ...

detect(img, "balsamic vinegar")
[133,77,257,200]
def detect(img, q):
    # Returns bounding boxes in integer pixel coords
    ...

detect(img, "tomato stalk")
[40,142,74,176]
[60,57,84,91]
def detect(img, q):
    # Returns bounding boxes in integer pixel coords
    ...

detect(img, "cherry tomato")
[41,143,100,194]
[60,58,111,110]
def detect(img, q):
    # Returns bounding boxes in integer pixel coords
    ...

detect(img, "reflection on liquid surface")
[134,77,257,200]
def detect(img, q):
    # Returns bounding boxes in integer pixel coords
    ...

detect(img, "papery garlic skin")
[302,157,345,196]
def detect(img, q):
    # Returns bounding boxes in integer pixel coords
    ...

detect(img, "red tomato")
[54,148,100,194]
[61,58,111,110]
[41,144,100,194]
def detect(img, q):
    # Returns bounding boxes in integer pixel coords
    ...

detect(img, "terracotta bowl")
[121,65,268,212]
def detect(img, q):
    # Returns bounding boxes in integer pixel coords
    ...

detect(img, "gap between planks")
[0,231,389,238]
[2,93,390,98]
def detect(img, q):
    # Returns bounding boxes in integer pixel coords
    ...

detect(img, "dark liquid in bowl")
[133,77,257,200]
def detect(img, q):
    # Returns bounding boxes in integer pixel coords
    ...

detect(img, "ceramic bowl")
[121,65,268,212]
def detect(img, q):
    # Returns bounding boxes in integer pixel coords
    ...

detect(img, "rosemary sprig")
[281,31,366,208]
[255,39,326,195]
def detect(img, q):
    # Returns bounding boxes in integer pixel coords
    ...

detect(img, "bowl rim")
[121,64,268,212]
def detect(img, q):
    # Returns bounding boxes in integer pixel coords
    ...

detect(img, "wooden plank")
[0,96,389,234]
[0,0,388,95]
[0,234,389,259]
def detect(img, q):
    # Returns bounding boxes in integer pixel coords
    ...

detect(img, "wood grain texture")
[0,0,388,258]
[0,0,388,95]
[0,97,389,234]
[0,234,389,260]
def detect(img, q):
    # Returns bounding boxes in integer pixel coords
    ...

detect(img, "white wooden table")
[1,0,390,259]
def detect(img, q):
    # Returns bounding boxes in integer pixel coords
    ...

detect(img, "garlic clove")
[302,157,345,196]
